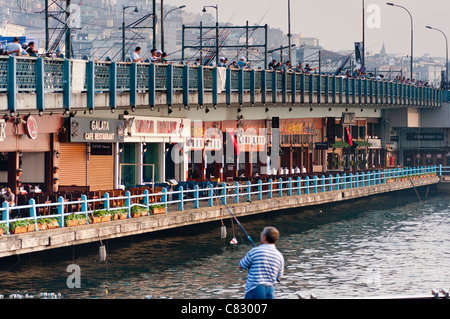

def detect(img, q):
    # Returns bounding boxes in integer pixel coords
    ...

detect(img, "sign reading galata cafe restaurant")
[68,117,125,143]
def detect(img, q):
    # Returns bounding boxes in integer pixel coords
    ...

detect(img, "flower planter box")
[11,226,27,234]
[90,216,102,224]
[27,224,35,232]
[140,210,148,216]
[131,212,141,218]
[152,207,166,215]
[119,213,128,220]
[77,218,86,226]
[66,219,77,227]
[101,215,111,222]
[48,220,59,229]
[37,223,47,230]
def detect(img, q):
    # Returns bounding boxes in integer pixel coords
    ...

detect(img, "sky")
[164,0,450,59]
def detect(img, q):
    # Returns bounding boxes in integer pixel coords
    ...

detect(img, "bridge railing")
[1,55,443,114]
[0,165,439,236]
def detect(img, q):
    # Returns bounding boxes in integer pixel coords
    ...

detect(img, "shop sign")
[390,135,399,142]
[124,116,190,138]
[25,115,38,140]
[91,143,113,156]
[367,138,381,149]
[406,133,444,141]
[315,142,329,150]
[186,138,222,150]
[342,112,356,125]
[0,119,5,142]
[69,118,125,143]
[280,122,315,135]
[236,134,266,146]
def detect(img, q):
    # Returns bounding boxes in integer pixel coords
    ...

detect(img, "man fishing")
[238,226,284,299]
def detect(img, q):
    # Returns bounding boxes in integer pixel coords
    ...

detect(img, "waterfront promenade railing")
[0,56,443,114]
[0,165,441,236]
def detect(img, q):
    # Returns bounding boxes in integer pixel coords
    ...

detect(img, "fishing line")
[212,187,256,248]
[178,143,255,247]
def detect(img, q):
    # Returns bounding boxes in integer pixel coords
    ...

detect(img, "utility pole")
[161,0,164,52]
[362,0,365,67]
[45,0,49,53]
[153,0,157,49]
[65,0,71,59]
[246,20,249,62]
[288,0,292,62]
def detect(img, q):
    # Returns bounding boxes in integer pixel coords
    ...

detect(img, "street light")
[386,2,413,80]
[161,4,186,52]
[202,5,218,24]
[122,5,139,62]
[426,25,449,85]
[202,4,219,65]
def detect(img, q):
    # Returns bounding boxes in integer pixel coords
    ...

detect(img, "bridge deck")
[0,56,443,115]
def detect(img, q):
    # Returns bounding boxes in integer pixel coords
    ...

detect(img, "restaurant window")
[359,125,365,139]
[335,122,343,139]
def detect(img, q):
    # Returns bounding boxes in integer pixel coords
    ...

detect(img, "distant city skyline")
[165,0,449,59]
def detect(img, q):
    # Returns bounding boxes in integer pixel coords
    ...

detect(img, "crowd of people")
[0,37,39,57]
[131,47,169,64]
[0,38,442,88]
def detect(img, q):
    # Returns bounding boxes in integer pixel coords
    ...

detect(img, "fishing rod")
[210,185,256,247]
[221,197,256,247]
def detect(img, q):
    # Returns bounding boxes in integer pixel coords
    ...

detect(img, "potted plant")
[26,220,35,232]
[36,218,47,230]
[0,222,8,235]
[65,214,79,227]
[77,214,87,225]
[150,204,166,215]
[10,220,29,234]
[118,209,128,220]
[110,210,118,220]
[130,206,142,218]
[90,210,105,224]
[46,217,59,229]
[101,211,111,222]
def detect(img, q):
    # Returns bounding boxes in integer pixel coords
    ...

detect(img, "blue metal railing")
[0,55,444,115]
[0,165,440,236]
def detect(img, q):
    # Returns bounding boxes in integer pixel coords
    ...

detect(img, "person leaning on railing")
[2,188,15,207]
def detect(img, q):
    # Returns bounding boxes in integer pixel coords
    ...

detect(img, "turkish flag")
[345,127,353,147]
[229,131,240,156]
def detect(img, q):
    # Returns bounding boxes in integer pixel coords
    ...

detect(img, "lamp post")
[426,26,448,85]
[122,5,139,62]
[161,4,186,53]
[202,4,219,65]
[287,0,292,63]
[386,2,413,80]
[362,0,365,67]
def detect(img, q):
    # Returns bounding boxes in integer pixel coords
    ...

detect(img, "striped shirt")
[239,244,284,295]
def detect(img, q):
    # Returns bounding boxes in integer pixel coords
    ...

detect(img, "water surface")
[0,189,448,299]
